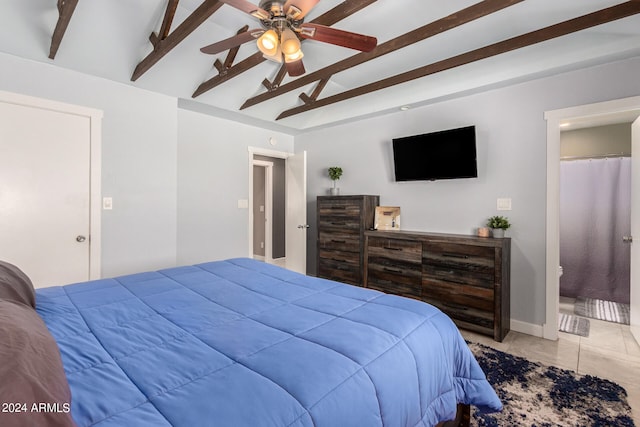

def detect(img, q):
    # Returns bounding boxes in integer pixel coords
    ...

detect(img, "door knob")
[622,236,633,243]
[297,224,310,229]
[76,235,87,243]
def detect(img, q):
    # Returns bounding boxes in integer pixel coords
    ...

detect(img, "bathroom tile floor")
[460,296,640,425]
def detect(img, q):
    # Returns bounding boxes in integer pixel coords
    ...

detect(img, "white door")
[0,99,92,287]
[285,151,307,274]
[631,117,640,342]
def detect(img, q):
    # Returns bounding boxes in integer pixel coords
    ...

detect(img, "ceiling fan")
[200,0,377,76]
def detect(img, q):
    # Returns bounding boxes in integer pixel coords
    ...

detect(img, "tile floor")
[460,296,640,425]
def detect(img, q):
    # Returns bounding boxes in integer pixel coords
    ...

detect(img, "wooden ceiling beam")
[49,0,79,59]
[159,0,180,41]
[262,65,289,91]
[241,0,523,110]
[132,0,223,82]
[276,1,640,120]
[192,0,378,98]
[223,25,249,69]
[299,78,329,104]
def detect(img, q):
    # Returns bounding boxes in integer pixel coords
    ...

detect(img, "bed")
[1,258,501,426]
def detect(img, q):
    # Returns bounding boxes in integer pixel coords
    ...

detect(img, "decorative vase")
[491,228,505,238]
[330,181,339,195]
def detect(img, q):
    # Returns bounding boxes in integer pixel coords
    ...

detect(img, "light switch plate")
[237,199,249,209]
[497,198,512,211]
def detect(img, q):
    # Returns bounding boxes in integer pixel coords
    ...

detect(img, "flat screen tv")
[392,125,477,181]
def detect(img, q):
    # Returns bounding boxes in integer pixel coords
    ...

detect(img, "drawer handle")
[331,222,346,226]
[336,265,351,271]
[331,239,346,244]
[383,267,402,274]
[442,252,469,259]
[384,247,403,251]
[331,206,346,210]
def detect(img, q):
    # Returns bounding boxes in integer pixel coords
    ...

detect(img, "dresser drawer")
[367,256,421,299]
[367,278,421,299]
[318,231,361,252]
[423,242,494,274]
[318,257,360,286]
[318,217,361,233]
[423,264,494,288]
[318,199,361,219]
[422,277,494,311]
[367,237,422,263]
[424,298,494,331]
[318,248,359,264]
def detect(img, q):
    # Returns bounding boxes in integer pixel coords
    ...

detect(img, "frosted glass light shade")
[257,29,279,57]
[280,28,300,56]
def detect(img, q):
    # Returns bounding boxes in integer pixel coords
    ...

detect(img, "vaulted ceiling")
[2,1,640,133]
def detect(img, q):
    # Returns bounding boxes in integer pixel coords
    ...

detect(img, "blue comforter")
[36,258,501,426]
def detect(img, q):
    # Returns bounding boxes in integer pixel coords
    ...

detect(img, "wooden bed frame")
[437,404,470,427]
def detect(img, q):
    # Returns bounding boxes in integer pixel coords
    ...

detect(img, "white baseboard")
[510,319,544,338]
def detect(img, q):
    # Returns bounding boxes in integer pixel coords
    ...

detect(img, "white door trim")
[544,96,640,340]
[0,90,102,280]
[247,146,293,260]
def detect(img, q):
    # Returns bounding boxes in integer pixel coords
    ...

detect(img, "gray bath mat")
[558,313,590,337]
[574,297,630,325]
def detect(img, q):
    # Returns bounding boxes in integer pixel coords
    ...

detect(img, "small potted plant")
[487,215,511,238]
[328,167,343,195]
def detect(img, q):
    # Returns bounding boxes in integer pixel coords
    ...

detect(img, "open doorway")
[252,160,273,261]
[558,124,632,328]
[251,155,286,264]
[248,147,308,274]
[544,96,640,342]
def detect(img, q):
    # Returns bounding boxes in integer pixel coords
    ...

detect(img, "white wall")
[296,56,640,329]
[176,109,294,265]
[0,52,177,277]
[0,52,295,277]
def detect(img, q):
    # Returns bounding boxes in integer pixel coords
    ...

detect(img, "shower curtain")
[559,157,631,304]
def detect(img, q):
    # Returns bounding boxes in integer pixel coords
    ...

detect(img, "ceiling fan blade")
[200,29,264,54]
[285,58,306,77]
[283,0,320,19]
[299,23,377,52]
[220,0,270,20]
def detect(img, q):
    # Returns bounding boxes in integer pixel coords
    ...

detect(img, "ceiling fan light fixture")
[257,29,279,56]
[280,28,301,56]
[263,44,283,63]
[284,48,303,63]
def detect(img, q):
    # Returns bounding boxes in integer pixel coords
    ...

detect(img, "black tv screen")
[392,126,477,181]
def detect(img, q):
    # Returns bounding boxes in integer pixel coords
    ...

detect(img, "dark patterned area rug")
[468,342,635,427]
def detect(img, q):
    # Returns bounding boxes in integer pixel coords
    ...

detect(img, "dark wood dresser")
[317,195,379,286]
[364,230,510,341]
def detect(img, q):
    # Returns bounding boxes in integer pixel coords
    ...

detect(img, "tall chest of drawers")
[317,195,379,286]
[364,230,510,341]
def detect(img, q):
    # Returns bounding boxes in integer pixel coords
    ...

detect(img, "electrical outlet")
[103,197,113,210]
[260,242,264,249]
